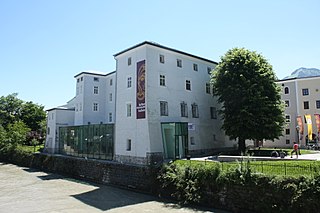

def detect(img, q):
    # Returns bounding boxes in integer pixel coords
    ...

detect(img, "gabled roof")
[113,41,218,65]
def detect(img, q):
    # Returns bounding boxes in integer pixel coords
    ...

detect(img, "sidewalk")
[191,151,320,162]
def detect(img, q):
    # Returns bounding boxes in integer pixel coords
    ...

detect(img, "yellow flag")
[305,114,313,141]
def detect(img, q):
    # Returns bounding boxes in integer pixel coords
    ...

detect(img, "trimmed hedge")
[158,161,320,213]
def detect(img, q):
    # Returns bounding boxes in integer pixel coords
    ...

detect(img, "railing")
[220,161,320,177]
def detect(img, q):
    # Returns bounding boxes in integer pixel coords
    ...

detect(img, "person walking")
[291,142,299,158]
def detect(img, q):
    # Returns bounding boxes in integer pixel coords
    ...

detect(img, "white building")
[45,41,238,164]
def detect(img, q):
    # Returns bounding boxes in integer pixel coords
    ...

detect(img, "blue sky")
[1,0,319,109]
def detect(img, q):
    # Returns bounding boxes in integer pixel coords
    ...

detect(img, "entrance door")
[161,123,188,159]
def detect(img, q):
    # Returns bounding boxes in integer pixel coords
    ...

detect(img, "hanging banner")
[136,60,146,119]
[314,114,320,134]
[305,114,313,141]
[296,116,304,140]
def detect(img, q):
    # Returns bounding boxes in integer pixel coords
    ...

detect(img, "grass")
[18,144,44,153]
[176,159,320,177]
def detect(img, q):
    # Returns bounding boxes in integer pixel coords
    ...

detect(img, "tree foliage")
[211,48,285,153]
[0,93,46,146]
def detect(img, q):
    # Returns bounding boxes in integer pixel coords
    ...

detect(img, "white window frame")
[160,54,165,63]
[285,114,291,123]
[180,102,188,117]
[109,112,112,122]
[193,63,198,71]
[127,76,132,88]
[93,86,99,94]
[302,88,309,96]
[126,103,132,117]
[285,100,290,107]
[177,59,182,68]
[284,87,289,94]
[128,57,132,66]
[192,103,199,118]
[160,74,166,86]
[126,139,132,151]
[160,101,168,116]
[210,107,217,119]
[93,103,99,111]
[186,80,191,91]
[206,83,211,94]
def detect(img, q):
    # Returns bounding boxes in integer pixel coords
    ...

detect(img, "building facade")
[264,76,320,148]
[45,41,237,164]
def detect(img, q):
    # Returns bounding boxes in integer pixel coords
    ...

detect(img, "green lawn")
[177,159,320,177]
[18,144,44,153]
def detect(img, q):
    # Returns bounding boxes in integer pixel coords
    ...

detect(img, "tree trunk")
[238,137,246,155]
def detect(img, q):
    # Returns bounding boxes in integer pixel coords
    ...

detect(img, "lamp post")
[296,125,301,155]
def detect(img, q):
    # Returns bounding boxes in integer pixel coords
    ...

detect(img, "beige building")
[264,75,320,148]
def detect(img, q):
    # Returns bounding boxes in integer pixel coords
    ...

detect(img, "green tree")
[0,93,23,129]
[211,48,285,154]
[6,121,30,147]
[20,101,46,132]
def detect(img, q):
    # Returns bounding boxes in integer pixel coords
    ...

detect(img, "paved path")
[192,151,320,162]
[0,163,228,213]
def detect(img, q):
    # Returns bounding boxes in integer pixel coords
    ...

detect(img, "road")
[0,163,228,213]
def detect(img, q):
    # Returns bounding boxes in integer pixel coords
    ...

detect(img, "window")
[126,103,132,117]
[192,103,199,118]
[190,137,195,145]
[284,87,289,94]
[210,107,217,119]
[128,57,132,66]
[193,63,198,71]
[304,101,309,109]
[126,139,131,151]
[81,77,83,81]
[160,101,168,116]
[302,88,309,96]
[109,93,112,102]
[109,113,112,122]
[77,78,80,83]
[206,83,211,94]
[94,77,99,82]
[47,127,50,135]
[285,100,290,107]
[286,139,290,144]
[180,102,188,117]
[285,115,290,123]
[127,77,132,88]
[110,79,113,86]
[160,54,165,63]
[316,100,320,109]
[79,103,82,111]
[160,75,166,86]
[285,129,290,135]
[186,80,191,91]
[207,67,212,74]
[177,59,182,68]
[76,103,78,112]
[93,103,98,111]
[93,86,99,94]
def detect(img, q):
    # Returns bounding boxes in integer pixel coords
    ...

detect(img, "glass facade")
[161,122,188,159]
[59,124,114,160]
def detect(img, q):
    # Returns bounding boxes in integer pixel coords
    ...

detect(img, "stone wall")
[29,153,160,193]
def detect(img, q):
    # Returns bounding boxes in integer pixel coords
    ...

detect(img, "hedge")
[158,160,320,213]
